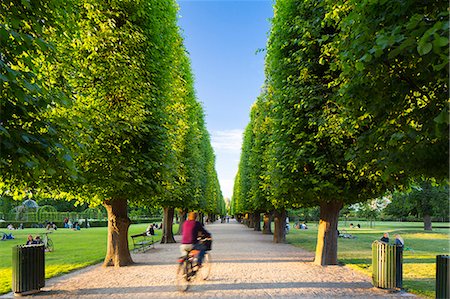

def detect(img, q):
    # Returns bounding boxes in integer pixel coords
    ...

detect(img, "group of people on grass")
[63,218,83,230]
[349,223,361,229]
[6,223,23,230]
[26,234,43,245]
[46,222,58,230]
[295,221,308,229]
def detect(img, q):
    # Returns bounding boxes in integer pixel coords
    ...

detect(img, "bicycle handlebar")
[197,237,212,241]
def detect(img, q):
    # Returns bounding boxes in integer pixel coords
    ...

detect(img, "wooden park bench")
[131,232,155,253]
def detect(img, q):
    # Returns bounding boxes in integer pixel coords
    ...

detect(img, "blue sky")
[177,0,273,199]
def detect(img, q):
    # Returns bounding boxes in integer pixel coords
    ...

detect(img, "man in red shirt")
[180,212,211,266]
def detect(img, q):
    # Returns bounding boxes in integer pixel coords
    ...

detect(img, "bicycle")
[42,232,54,252]
[176,238,212,292]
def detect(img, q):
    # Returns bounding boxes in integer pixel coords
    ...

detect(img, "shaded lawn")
[286,221,450,299]
[0,223,178,294]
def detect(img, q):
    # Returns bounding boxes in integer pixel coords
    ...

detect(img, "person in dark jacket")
[180,212,211,266]
[380,232,389,243]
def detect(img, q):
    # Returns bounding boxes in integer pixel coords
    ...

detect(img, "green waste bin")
[372,241,403,289]
[436,255,449,299]
[12,244,45,295]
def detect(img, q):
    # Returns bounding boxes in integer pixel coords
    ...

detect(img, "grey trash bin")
[436,255,449,299]
[372,241,403,289]
[12,244,45,295]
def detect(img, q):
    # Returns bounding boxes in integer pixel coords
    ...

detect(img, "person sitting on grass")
[146,224,155,236]
[380,232,389,243]
[26,235,34,245]
[34,236,43,244]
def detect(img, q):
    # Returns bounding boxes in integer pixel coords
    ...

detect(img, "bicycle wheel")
[46,239,54,252]
[176,260,190,292]
[198,253,211,280]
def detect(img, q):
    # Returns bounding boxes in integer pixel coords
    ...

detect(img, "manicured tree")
[234,90,278,236]
[159,44,198,244]
[231,170,242,218]
[253,92,279,234]
[265,0,383,262]
[0,0,77,197]
[58,0,184,265]
[233,124,255,227]
[328,0,449,183]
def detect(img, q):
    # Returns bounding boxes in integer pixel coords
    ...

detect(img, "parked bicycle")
[176,237,212,292]
[42,232,54,252]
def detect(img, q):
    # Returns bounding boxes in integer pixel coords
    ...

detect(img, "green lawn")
[0,223,176,294]
[287,221,450,298]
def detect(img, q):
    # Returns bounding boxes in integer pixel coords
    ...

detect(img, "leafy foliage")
[1,0,223,215]
[0,0,77,196]
[326,0,449,183]
[384,181,449,220]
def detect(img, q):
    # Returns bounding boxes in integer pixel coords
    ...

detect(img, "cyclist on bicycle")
[180,212,211,267]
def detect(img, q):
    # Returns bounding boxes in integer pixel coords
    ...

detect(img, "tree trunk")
[423,214,432,231]
[273,210,286,243]
[160,207,176,243]
[253,212,261,231]
[248,213,255,228]
[262,212,272,234]
[176,209,187,235]
[314,201,343,266]
[103,198,133,267]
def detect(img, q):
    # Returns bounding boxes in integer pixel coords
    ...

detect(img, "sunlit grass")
[287,221,450,298]
[0,223,169,294]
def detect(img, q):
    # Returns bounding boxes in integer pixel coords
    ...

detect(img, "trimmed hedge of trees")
[232,0,448,265]
[1,0,225,266]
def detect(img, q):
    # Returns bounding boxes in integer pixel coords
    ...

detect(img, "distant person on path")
[394,234,404,247]
[380,232,389,243]
[180,212,211,267]
[356,224,361,229]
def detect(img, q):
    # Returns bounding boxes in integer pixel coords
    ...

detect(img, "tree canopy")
[1,0,224,265]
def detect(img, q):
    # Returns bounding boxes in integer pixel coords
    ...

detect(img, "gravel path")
[2,220,415,298]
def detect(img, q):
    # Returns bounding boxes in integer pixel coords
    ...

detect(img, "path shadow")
[132,257,314,266]
[27,281,376,297]
[214,258,314,264]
